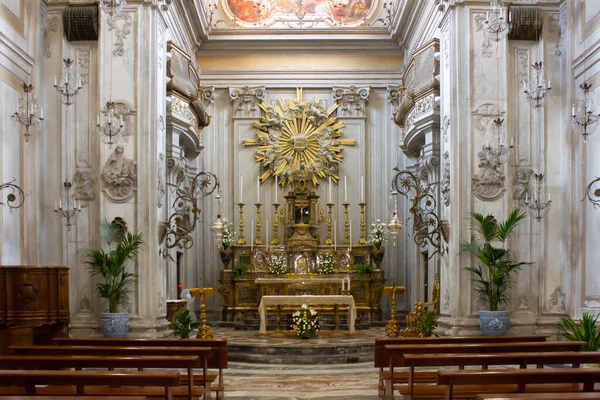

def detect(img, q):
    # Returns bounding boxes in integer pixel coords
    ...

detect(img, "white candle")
[54,201,58,211]
[240,175,243,203]
[548,78,551,88]
[548,191,551,202]
[275,176,278,204]
[341,278,345,292]
[525,193,529,204]
[251,220,254,252]
[266,220,269,251]
[572,104,575,116]
[39,108,44,119]
[347,274,351,291]
[360,176,364,203]
[54,75,57,86]
[510,137,514,147]
[334,220,337,251]
[257,176,260,203]
[328,176,332,203]
[344,176,348,203]
[97,115,100,125]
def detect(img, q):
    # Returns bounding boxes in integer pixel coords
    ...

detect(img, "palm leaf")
[495,208,527,244]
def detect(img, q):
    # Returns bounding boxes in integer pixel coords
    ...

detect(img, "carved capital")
[229,86,266,118]
[167,154,188,187]
[332,86,370,118]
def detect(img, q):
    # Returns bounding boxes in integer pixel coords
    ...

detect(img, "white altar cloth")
[258,295,357,334]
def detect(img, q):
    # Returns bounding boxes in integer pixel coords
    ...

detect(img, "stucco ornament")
[472,150,505,201]
[101,145,137,202]
[242,89,355,188]
[73,160,95,206]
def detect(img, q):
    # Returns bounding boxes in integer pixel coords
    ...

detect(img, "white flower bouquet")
[369,219,388,250]
[268,254,287,275]
[221,220,235,250]
[317,254,335,274]
[291,304,319,339]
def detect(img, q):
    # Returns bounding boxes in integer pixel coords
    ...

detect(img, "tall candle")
[240,175,243,203]
[347,274,351,291]
[275,176,278,203]
[360,176,364,203]
[251,220,254,252]
[334,220,337,251]
[266,220,269,251]
[328,176,332,203]
[344,176,348,203]
[257,176,260,203]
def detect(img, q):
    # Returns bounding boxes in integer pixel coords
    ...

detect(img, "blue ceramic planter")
[479,310,510,336]
[99,313,130,338]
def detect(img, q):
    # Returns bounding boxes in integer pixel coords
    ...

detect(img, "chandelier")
[97,102,124,148]
[53,58,83,106]
[571,82,600,143]
[523,62,551,108]
[11,84,44,143]
[99,0,126,17]
[483,118,513,164]
[525,173,551,222]
[54,180,82,232]
[484,0,511,42]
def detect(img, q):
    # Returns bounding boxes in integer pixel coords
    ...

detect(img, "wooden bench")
[9,347,212,400]
[0,370,182,400]
[51,338,227,398]
[0,355,203,400]
[0,397,148,399]
[383,341,585,399]
[477,393,600,400]
[398,351,600,399]
[438,368,600,400]
[374,335,548,398]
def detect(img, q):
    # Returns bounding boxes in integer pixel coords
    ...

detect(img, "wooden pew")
[437,368,600,400]
[383,341,585,399]
[477,394,600,400]
[374,335,548,398]
[0,356,203,400]
[0,397,148,399]
[0,370,181,400]
[398,351,600,399]
[51,338,227,398]
[9,347,211,400]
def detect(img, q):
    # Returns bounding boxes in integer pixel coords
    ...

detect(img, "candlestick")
[359,202,367,245]
[257,176,260,204]
[344,176,348,203]
[343,203,350,245]
[271,203,282,246]
[237,203,247,245]
[254,203,263,245]
[325,203,334,245]
[240,175,243,203]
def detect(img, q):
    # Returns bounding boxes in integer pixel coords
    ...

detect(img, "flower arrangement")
[221,220,235,250]
[369,219,388,250]
[268,254,287,275]
[317,254,335,274]
[291,304,319,339]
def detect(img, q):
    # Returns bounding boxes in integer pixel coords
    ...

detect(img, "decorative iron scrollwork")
[391,168,445,259]
[583,177,600,209]
[0,179,26,211]
[164,171,220,251]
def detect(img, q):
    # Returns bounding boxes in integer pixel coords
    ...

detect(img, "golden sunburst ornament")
[243,88,355,188]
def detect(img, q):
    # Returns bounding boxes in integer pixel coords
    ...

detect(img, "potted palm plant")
[559,313,600,363]
[82,219,144,337]
[461,209,530,336]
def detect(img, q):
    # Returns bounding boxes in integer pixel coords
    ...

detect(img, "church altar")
[258,295,357,334]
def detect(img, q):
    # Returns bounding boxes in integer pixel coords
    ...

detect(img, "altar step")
[231,313,369,332]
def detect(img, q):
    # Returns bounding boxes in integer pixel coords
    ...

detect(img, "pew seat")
[477,393,600,400]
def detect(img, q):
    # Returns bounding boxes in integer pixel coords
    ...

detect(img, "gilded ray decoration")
[243,89,355,189]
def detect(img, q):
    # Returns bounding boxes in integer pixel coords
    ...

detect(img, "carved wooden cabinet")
[0,266,70,354]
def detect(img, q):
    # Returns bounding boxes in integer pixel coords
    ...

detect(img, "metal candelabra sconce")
[99,0,126,17]
[97,102,125,148]
[11,84,44,143]
[572,82,600,143]
[523,62,551,109]
[391,168,445,259]
[483,118,513,164]
[54,180,82,232]
[484,0,511,42]
[525,173,551,222]
[53,58,83,106]
[164,171,220,250]
[0,179,26,211]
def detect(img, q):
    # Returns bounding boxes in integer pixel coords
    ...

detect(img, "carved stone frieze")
[77,51,90,85]
[517,49,529,84]
[332,86,370,118]
[73,160,95,207]
[441,152,450,206]
[405,94,436,130]
[229,86,266,118]
[157,153,166,208]
[514,166,533,204]
[443,288,450,311]
[43,15,59,59]
[472,150,505,201]
[101,145,137,203]
[107,12,133,57]
[547,287,566,312]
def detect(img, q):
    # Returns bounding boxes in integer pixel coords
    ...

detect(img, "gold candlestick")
[343,203,350,245]
[359,202,367,245]
[255,203,263,245]
[237,203,246,245]
[383,285,405,337]
[190,287,214,339]
[325,203,334,245]
[271,203,281,246]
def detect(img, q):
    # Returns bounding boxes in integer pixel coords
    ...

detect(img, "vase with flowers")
[369,219,387,269]
[219,220,235,269]
[291,304,319,339]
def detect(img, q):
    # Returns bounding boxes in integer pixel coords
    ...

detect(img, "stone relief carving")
[229,86,266,118]
[167,155,189,187]
[107,12,133,57]
[517,49,529,84]
[473,13,492,58]
[43,15,59,59]
[442,115,450,143]
[472,150,505,201]
[547,287,566,311]
[332,86,370,118]
[101,145,137,203]
[441,152,450,207]
[79,295,91,312]
[473,103,504,135]
[518,296,529,310]
[405,94,436,129]
[73,160,95,207]
[200,86,216,107]
[386,85,400,109]
[77,51,90,85]
[443,288,450,311]
[418,154,439,184]
[548,13,563,56]
[157,153,166,208]
[110,102,137,142]
[442,29,450,69]
[514,166,533,204]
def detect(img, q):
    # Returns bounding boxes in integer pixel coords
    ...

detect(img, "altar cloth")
[258,295,357,335]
